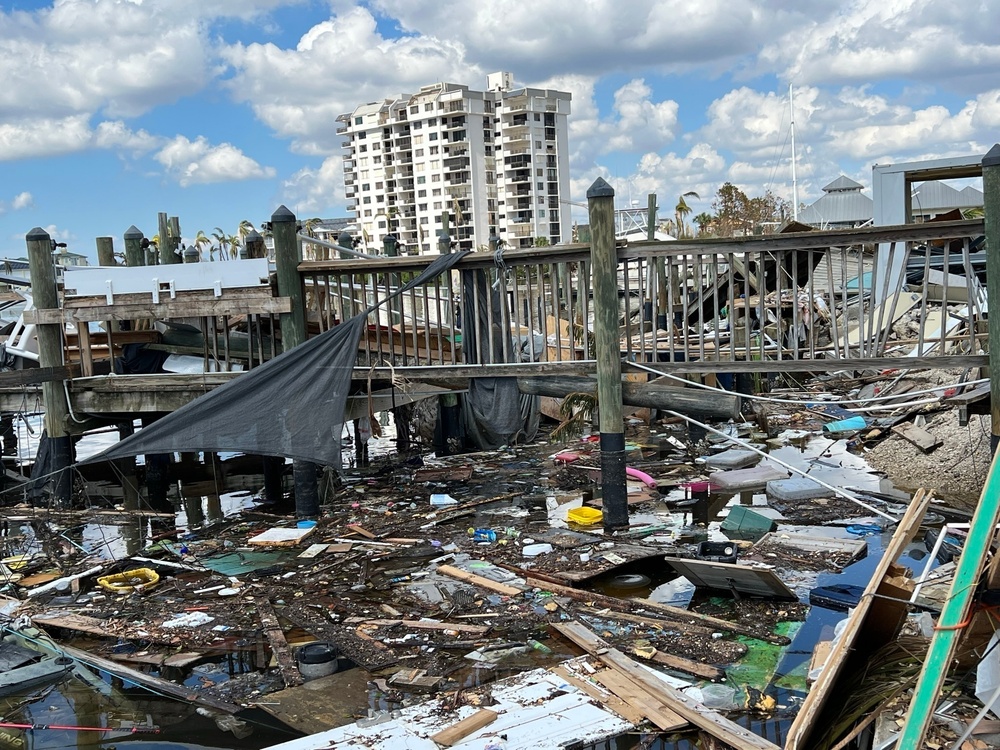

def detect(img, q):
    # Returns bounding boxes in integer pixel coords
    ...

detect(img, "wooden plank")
[25,293,291,324]
[525,576,790,645]
[55,641,241,714]
[891,422,942,452]
[298,544,329,559]
[593,667,687,731]
[247,526,315,546]
[898,458,1000,747]
[549,663,646,725]
[354,619,489,635]
[0,364,79,387]
[429,708,499,747]
[437,564,524,596]
[785,487,932,749]
[554,621,779,750]
[255,597,304,688]
[641,649,725,682]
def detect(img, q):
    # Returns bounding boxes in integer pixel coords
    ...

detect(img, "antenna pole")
[790,84,799,220]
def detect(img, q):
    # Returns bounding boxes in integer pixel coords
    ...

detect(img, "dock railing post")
[25,227,73,506]
[984,143,1000,454]
[588,178,628,530]
[272,205,319,518]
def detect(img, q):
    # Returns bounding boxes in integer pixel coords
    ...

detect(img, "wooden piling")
[95,237,116,267]
[984,144,1000,453]
[272,205,319,518]
[587,178,628,530]
[123,225,145,267]
[157,212,171,265]
[26,227,73,505]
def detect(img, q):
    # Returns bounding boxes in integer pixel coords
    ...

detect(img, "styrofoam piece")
[703,449,760,470]
[710,465,789,491]
[766,477,836,502]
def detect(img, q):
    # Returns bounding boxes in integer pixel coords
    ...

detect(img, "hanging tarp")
[83,252,468,467]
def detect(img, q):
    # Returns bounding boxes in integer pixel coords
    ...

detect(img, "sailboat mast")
[790,84,798,220]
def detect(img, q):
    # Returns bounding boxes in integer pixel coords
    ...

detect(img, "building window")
[364,209,372,217]
[418,189,427,197]
[417,176,426,184]
[410,105,419,114]
[413,121,422,130]
[420,217,429,224]
[415,148,424,157]
[425,103,434,111]
[431,174,441,182]
[363,197,371,204]
[538,182,544,190]
[433,201,442,210]
[535,141,541,149]
[536,168,543,176]
[432,188,442,196]
[359,144,367,152]
[373,155,381,164]
[429,132,438,141]
[414,134,424,145]
[429,145,439,155]
[378,220,386,228]
[418,203,427,211]
[534,113,541,120]
[376,182,383,189]
[355,116,363,125]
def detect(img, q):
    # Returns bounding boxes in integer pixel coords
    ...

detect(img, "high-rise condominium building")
[337,72,571,254]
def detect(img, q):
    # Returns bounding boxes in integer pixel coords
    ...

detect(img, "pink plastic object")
[554,452,579,463]
[626,467,657,488]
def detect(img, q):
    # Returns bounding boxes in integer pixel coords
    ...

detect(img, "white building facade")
[337,72,571,254]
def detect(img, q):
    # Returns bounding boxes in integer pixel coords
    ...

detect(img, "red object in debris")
[554,452,580,463]
[943,387,958,398]
[582,435,600,443]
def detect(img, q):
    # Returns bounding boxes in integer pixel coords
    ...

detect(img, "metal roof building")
[797,176,874,228]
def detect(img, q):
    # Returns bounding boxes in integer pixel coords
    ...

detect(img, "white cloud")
[154,135,276,186]
[223,7,475,154]
[758,0,1000,90]
[282,156,347,216]
[0,115,93,161]
[11,192,33,211]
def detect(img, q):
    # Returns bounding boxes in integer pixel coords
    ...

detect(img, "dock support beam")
[124,225,145,267]
[588,178,628,531]
[273,205,320,518]
[26,227,73,506]
[984,144,1000,454]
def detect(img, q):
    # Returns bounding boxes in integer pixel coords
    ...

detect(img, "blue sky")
[1,0,997,261]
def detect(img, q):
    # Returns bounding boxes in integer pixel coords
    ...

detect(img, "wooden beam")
[554,621,779,750]
[437,564,524,596]
[254,596,303,688]
[785,488,932,749]
[429,708,498,747]
[25,293,291,324]
[55,641,241,714]
[526,576,790,645]
[0,365,79,387]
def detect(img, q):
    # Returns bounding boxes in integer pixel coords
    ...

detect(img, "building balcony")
[336,125,348,134]
[509,211,533,224]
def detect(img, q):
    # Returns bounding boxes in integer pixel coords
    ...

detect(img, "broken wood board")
[56,641,241,714]
[413,466,473,482]
[247,526,316,546]
[524,576,790,645]
[430,708,498,747]
[554,621,779,750]
[637,648,725,682]
[345,524,376,539]
[593,667,687,731]
[437,564,524,596]
[326,542,353,553]
[753,532,867,564]
[298,544,329,559]
[345,618,489,635]
[785,487,932,750]
[255,597,303,688]
[388,668,443,692]
[891,422,942,453]
[666,558,797,599]
[549,662,646,725]
[110,651,206,669]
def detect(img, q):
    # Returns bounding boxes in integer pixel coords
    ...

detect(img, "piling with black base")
[984,144,1000,454]
[587,179,629,531]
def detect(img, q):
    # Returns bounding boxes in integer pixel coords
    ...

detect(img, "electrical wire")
[628,359,984,409]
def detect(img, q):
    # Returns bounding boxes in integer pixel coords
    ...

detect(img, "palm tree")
[674,191,700,239]
[212,227,230,260]
[227,234,242,259]
[693,212,714,236]
[194,230,212,261]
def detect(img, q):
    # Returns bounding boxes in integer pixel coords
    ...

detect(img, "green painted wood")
[897,447,1000,746]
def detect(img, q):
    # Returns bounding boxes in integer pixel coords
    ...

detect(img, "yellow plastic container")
[97,567,160,593]
[567,507,604,525]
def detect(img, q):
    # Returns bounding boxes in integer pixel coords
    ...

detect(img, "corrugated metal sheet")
[798,192,873,227]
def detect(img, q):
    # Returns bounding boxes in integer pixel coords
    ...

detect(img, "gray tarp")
[83,252,469,466]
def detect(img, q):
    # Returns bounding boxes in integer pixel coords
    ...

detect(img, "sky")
[0,0,998,261]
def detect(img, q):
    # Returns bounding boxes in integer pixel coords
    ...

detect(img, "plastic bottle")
[471,529,497,543]
[527,639,552,654]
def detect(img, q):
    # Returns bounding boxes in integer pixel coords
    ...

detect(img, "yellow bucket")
[97,567,160,593]
[567,506,604,525]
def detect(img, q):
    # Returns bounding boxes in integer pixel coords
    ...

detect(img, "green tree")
[710,183,790,237]
[193,229,212,261]
[693,212,714,236]
[212,227,230,260]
